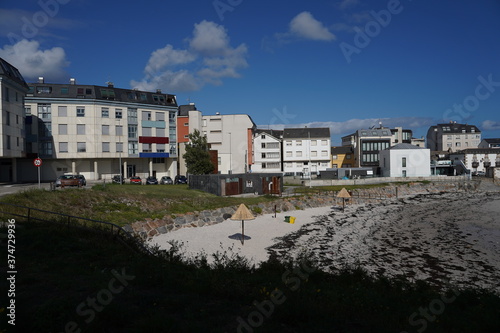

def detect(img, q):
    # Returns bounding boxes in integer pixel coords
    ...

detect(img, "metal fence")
[0,202,152,255]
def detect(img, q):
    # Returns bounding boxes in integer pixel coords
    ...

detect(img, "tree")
[183,129,215,175]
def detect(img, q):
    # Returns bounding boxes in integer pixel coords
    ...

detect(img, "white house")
[283,127,331,176]
[450,148,500,174]
[252,129,283,173]
[379,143,431,177]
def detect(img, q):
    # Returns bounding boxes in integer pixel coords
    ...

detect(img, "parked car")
[112,175,125,184]
[75,174,86,186]
[175,175,188,184]
[145,176,158,185]
[130,176,142,185]
[59,175,81,187]
[160,176,173,185]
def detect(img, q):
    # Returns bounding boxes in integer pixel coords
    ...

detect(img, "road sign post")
[34,158,42,189]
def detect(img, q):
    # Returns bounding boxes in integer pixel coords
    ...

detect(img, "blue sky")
[1,0,499,145]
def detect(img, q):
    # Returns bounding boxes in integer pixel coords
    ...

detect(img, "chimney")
[38,76,44,83]
[70,78,76,85]
[107,81,114,88]
[156,89,162,94]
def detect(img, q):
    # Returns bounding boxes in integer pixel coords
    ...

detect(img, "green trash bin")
[284,216,290,223]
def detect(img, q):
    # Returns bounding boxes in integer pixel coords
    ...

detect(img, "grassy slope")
[1,221,499,333]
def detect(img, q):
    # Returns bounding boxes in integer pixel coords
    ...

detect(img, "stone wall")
[124,181,478,240]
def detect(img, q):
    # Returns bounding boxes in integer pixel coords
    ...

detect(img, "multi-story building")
[0,57,29,182]
[331,146,355,168]
[379,143,431,177]
[342,126,413,169]
[252,129,283,173]
[22,78,178,182]
[450,148,500,174]
[426,122,481,152]
[282,127,331,176]
[478,138,500,149]
[177,103,255,175]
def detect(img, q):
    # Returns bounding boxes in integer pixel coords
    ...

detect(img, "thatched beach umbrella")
[337,187,351,211]
[230,204,255,245]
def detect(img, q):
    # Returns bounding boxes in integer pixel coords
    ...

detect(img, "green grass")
[0,184,278,226]
[2,221,499,333]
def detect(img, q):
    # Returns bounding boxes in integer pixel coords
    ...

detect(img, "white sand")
[148,206,333,266]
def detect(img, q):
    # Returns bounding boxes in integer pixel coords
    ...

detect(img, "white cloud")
[0,39,69,81]
[481,120,500,131]
[132,20,248,92]
[289,12,335,41]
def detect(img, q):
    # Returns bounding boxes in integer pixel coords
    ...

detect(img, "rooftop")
[387,143,426,150]
[331,146,354,154]
[256,129,284,139]
[283,127,330,139]
[0,57,28,89]
[431,122,481,134]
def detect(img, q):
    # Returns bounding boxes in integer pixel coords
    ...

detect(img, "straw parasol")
[337,187,351,211]
[230,204,255,245]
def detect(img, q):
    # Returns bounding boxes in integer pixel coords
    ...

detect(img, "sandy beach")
[150,190,500,293]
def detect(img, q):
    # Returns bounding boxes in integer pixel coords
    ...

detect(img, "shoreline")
[149,190,500,293]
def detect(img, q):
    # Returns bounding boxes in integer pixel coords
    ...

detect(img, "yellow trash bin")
[289,216,296,224]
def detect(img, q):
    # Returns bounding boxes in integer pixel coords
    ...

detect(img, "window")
[261,134,266,139]
[156,128,165,137]
[156,112,165,121]
[285,140,292,146]
[115,109,122,118]
[456,142,461,147]
[128,142,138,154]
[261,143,266,149]
[58,124,67,135]
[332,154,338,159]
[218,157,221,165]
[6,135,10,149]
[402,157,407,167]
[59,142,68,152]
[116,125,123,136]
[152,158,165,164]
[116,142,123,153]
[77,88,84,95]
[286,151,292,157]
[36,86,51,94]
[76,107,85,117]
[102,108,109,118]
[4,87,9,101]
[5,111,10,125]
[296,151,302,157]
[142,111,152,121]
[184,122,189,126]
[332,164,338,168]
[58,106,67,117]
[311,151,317,157]
[296,140,302,146]
[102,142,110,152]
[447,143,452,147]
[262,153,266,158]
[266,162,280,169]
[100,89,115,99]
[142,127,152,136]
[77,124,85,135]
[25,106,31,115]
[311,140,317,146]
[127,108,137,122]
[322,151,328,157]
[322,140,327,146]
[61,87,69,94]
[102,125,110,135]
[402,170,407,177]
[142,143,152,152]
[37,103,51,120]
[77,142,86,152]
[346,154,351,159]
[128,124,138,138]
[85,88,92,95]
[156,144,165,152]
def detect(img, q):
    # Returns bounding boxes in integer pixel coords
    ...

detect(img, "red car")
[129,176,142,185]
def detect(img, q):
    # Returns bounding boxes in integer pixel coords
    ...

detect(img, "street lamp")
[118,119,123,184]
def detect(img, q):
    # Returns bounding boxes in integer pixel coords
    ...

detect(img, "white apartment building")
[450,148,500,174]
[426,122,481,152]
[0,58,29,182]
[252,129,283,173]
[21,78,178,182]
[177,104,255,175]
[283,127,331,176]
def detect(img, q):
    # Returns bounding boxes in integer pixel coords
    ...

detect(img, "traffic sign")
[33,158,43,167]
